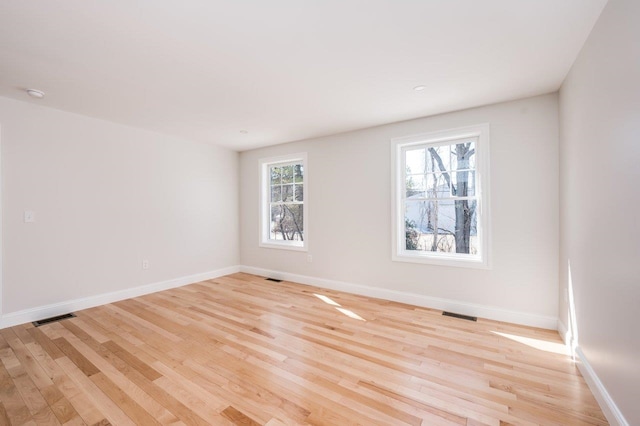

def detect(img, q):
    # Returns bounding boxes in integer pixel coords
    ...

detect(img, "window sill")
[392,252,490,269]
[259,241,308,252]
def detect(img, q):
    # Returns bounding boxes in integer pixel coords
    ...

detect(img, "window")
[259,153,307,250]
[391,124,490,268]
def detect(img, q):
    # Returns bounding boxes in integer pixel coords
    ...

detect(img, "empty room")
[0,0,637,425]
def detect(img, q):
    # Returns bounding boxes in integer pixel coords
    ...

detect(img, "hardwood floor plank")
[27,328,65,361]
[0,354,32,425]
[40,384,79,424]
[55,357,134,426]
[357,380,466,425]
[0,337,49,417]
[57,324,179,424]
[221,406,261,425]
[2,329,54,393]
[90,373,161,426]
[93,345,212,426]
[100,341,161,381]
[29,404,62,425]
[104,304,182,343]
[50,339,99,378]
[0,273,607,425]
[0,401,10,426]
[20,333,100,426]
[151,374,232,425]
[60,390,103,426]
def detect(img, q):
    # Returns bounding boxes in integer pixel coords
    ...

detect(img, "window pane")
[285,204,304,238]
[406,175,425,198]
[406,148,426,175]
[282,165,294,184]
[451,140,476,171]
[282,184,294,202]
[270,166,281,185]
[404,200,431,238]
[425,173,450,198]
[270,185,282,202]
[269,204,303,241]
[426,145,450,172]
[269,205,283,240]
[294,164,304,183]
[404,199,478,254]
[294,184,304,202]
[452,170,475,197]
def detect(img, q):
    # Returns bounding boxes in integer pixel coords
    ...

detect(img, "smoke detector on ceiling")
[26,89,45,99]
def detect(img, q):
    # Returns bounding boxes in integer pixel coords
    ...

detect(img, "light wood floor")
[0,273,606,425]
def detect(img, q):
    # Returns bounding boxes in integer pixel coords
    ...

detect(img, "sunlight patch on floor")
[314,293,341,306]
[314,293,366,321]
[491,331,569,355]
[336,307,366,321]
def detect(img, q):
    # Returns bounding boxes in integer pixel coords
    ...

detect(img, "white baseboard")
[0,265,240,329]
[558,320,628,426]
[557,319,569,343]
[239,265,558,329]
[574,347,629,426]
[557,319,574,352]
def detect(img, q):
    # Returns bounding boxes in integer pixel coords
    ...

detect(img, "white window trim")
[390,124,491,269]
[259,153,308,251]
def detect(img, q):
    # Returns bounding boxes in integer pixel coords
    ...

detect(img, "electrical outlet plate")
[24,210,35,222]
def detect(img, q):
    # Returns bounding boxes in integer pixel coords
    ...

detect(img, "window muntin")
[260,154,307,250]
[392,125,490,268]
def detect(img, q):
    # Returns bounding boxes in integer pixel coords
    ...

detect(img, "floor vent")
[32,313,76,327]
[265,278,283,283]
[442,311,477,322]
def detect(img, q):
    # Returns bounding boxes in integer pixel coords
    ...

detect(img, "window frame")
[390,124,491,269]
[259,153,308,251]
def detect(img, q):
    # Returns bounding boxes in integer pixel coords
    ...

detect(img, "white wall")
[0,96,239,320]
[559,0,639,423]
[240,94,559,327]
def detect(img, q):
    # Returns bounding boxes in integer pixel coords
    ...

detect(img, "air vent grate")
[442,311,477,322]
[265,278,283,282]
[32,313,76,327]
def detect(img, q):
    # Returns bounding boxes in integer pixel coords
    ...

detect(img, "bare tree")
[428,154,440,251]
[284,204,304,241]
[428,143,475,254]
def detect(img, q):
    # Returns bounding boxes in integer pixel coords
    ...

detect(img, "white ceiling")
[0,0,607,151]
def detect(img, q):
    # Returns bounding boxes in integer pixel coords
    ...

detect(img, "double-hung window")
[391,124,490,268]
[259,153,307,250]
